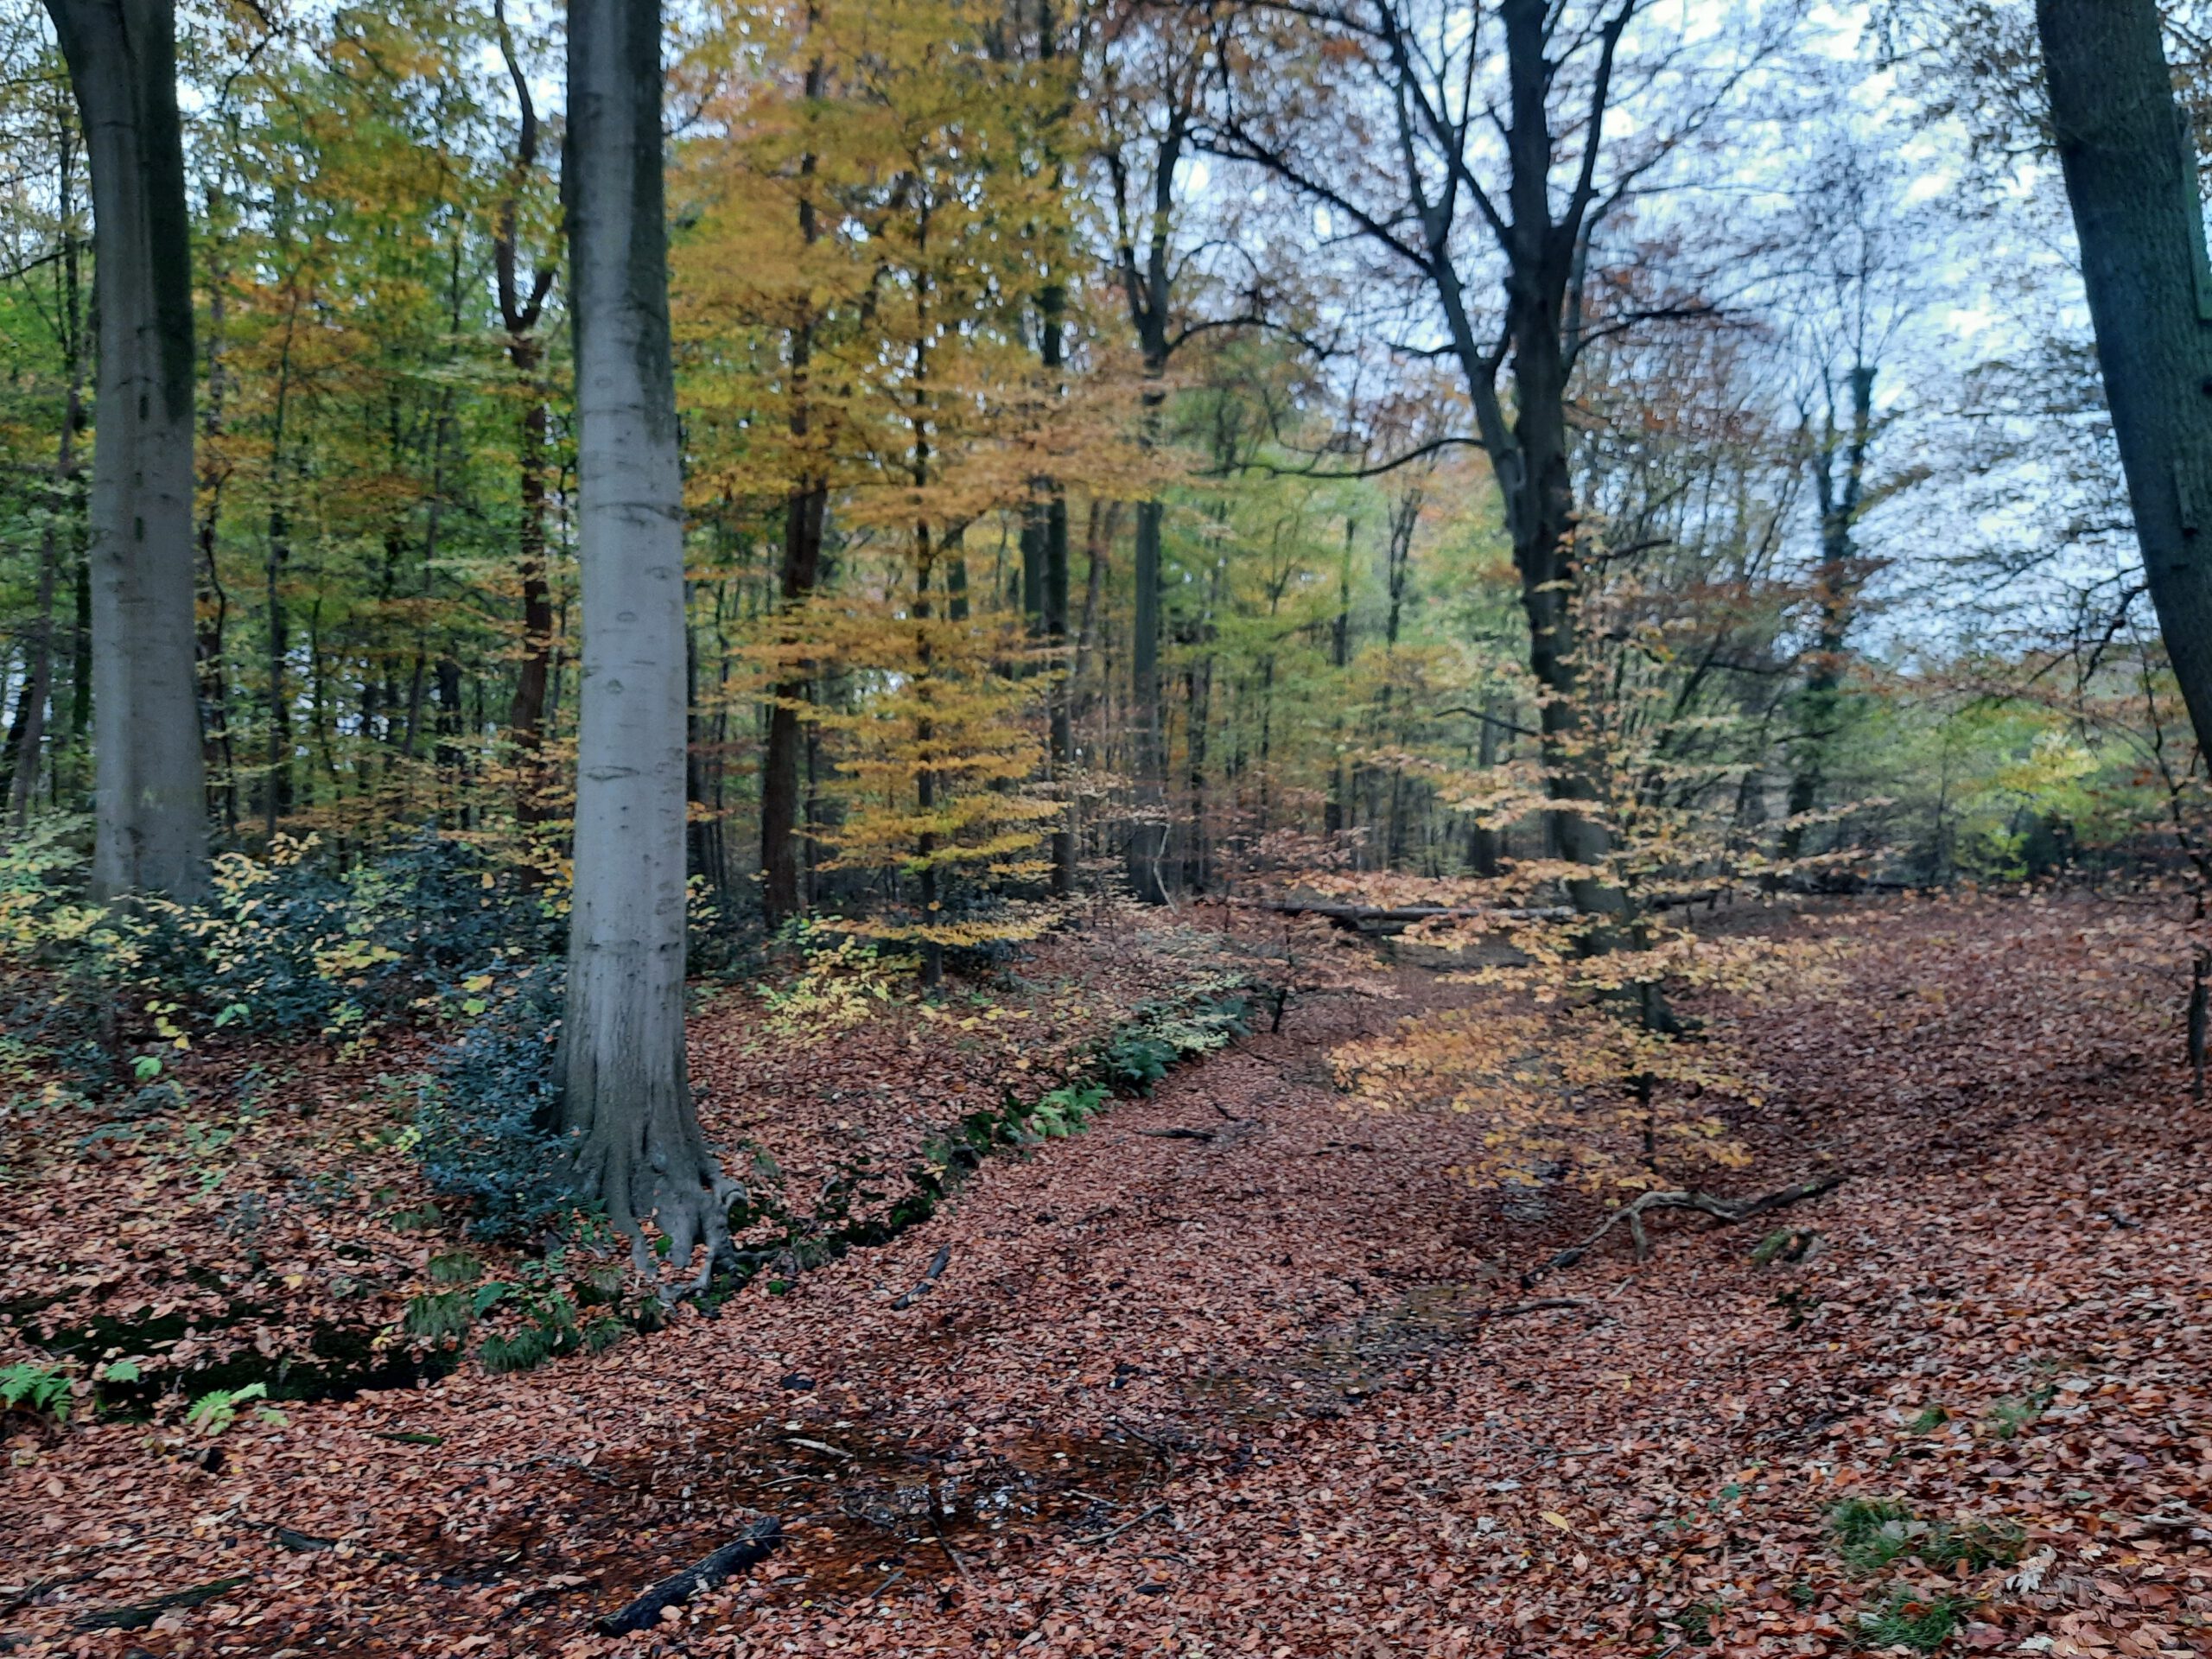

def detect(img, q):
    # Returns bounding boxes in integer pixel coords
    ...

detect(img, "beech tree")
[558,0,733,1278]
[2037,0,2212,748]
[43,0,206,899]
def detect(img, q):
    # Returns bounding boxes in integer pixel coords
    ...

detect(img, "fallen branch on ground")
[1521,1174,1846,1288]
[1136,1127,1216,1141]
[73,1576,251,1631]
[594,1520,781,1636]
[892,1242,953,1309]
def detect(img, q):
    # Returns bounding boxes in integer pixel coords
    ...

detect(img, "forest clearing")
[7,0,2212,1653]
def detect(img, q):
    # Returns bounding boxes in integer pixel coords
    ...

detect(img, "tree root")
[1520,1173,1845,1288]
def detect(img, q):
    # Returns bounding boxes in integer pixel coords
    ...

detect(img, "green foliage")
[1026,1080,1107,1138]
[184,1381,283,1436]
[1854,1587,1972,1653]
[0,1360,72,1423]
[414,962,578,1243]
[1096,991,1250,1096]
[398,1236,644,1376]
[2,829,558,1065]
[1827,1497,2022,1577]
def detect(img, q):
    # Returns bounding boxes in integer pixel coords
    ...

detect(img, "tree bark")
[561,0,733,1282]
[1783,362,1873,858]
[494,0,559,840]
[761,40,829,930]
[9,118,82,828]
[2037,0,2212,748]
[44,0,207,899]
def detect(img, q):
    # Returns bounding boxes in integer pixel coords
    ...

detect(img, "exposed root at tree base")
[1520,1173,1846,1287]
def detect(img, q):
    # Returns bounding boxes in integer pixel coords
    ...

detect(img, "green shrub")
[414,962,580,1242]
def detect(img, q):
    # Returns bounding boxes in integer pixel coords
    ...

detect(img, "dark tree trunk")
[2037,0,2212,747]
[1783,363,1874,858]
[760,42,829,930]
[493,0,560,839]
[10,124,83,826]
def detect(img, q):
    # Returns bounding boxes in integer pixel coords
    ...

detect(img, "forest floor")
[3,894,2209,1658]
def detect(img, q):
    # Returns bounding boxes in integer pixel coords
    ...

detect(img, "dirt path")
[7,899,2209,1657]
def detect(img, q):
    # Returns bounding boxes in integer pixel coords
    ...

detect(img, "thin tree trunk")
[493,0,559,842]
[560,0,731,1282]
[9,124,82,827]
[1783,363,1873,858]
[2037,0,2212,748]
[760,37,829,929]
[44,0,207,899]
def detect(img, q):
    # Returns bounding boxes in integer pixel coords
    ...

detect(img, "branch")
[594,1522,782,1636]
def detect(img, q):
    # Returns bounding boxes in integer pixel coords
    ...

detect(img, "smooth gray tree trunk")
[561,0,733,1281]
[44,0,207,899]
[2039,0,2212,746]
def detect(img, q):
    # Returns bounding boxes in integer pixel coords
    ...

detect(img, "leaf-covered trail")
[7,898,2210,1657]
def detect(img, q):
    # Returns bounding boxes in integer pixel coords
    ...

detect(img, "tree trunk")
[9,126,82,828]
[44,0,207,899]
[493,0,559,842]
[560,0,732,1283]
[2037,0,2212,748]
[1783,363,1873,859]
[760,39,829,930]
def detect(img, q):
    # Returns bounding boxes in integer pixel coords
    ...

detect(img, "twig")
[1076,1502,1168,1544]
[929,1513,978,1592]
[893,1243,953,1310]
[1135,1127,1216,1141]
[868,1566,906,1599]
[1522,1175,1846,1288]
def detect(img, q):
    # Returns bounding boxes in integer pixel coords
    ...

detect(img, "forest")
[0,0,2208,1653]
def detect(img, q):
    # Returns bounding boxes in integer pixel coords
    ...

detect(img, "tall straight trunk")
[45,0,207,899]
[2037,0,2212,747]
[263,346,294,842]
[1129,494,1167,899]
[914,543,943,990]
[1325,515,1353,837]
[1040,293,1074,896]
[561,0,730,1281]
[10,127,83,827]
[197,181,238,831]
[1783,363,1873,858]
[494,0,559,836]
[760,40,829,930]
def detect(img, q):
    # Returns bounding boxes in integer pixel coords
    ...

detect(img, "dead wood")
[1135,1127,1216,1141]
[73,1575,251,1631]
[892,1242,953,1309]
[593,1519,781,1636]
[1521,1174,1846,1288]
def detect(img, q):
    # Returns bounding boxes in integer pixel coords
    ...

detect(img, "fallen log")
[594,1519,781,1636]
[1521,1174,1845,1288]
[1248,899,1573,926]
[73,1575,251,1631]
